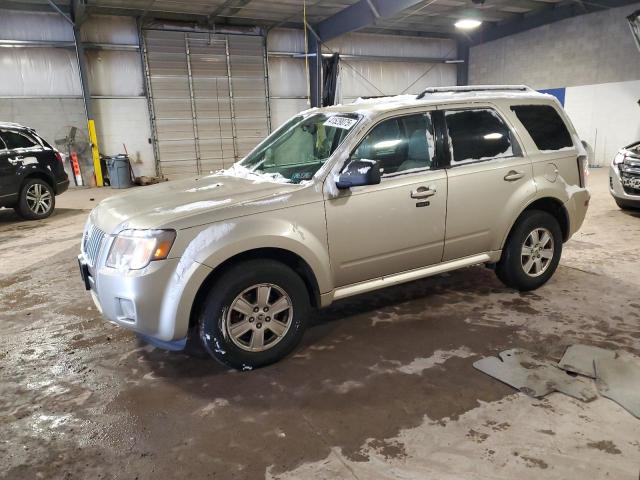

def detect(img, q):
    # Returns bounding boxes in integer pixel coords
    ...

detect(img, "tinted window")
[444,109,514,163]
[351,113,436,175]
[1,130,37,150]
[511,105,573,151]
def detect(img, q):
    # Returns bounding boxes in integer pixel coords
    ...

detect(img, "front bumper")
[78,250,212,347]
[609,164,640,205]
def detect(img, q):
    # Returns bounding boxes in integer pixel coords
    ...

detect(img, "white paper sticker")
[324,116,357,130]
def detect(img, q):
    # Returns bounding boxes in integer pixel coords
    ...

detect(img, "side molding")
[331,252,495,301]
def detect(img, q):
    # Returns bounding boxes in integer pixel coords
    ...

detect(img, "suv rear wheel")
[496,210,562,291]
[198,259,310,370]
[15,178,55,220]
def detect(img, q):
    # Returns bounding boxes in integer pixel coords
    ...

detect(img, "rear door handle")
[504,170,524,181]
[410,185,436,199]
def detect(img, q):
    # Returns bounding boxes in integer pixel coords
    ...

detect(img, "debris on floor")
[473,348,598,401]
[558,344,616,378]
[596,354,640,419]
[475,345,640,419]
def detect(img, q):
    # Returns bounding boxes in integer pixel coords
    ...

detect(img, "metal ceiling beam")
[0,1,70,14]
[208,0,252,23]
[46,0,73,24]
[315,0,425,41]
[70,0,87,26]
[472,0,638,44]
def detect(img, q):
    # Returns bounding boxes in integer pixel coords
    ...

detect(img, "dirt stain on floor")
[587,440,622,455]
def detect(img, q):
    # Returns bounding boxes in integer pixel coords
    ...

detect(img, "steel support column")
[456,39,469,86]
[73,26,104,186]
[48,0,104,186]
[307,34,322,108]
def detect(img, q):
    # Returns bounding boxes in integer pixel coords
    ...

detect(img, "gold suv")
[79,86,590,369]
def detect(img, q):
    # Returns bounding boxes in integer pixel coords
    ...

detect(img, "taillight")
[55,152,63,163]
[577,156,588,188]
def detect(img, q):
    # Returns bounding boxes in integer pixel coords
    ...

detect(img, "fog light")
[118,298,136,321]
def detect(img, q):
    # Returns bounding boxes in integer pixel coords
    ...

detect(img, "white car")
[610,142,640,210]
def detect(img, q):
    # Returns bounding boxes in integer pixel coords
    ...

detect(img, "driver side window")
[351,113,436,176]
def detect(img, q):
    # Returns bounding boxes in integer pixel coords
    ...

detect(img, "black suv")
[0,122,69,219]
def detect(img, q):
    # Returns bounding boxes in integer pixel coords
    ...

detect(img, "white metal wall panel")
[338,60,457,103]
[267,28,458,126]
[144,30,269,179]
[92,98,156,177]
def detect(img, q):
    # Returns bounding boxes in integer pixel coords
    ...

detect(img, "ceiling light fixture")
[455,18,482,30]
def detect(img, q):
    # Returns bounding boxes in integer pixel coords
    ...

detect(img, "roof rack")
[416,85,532,99]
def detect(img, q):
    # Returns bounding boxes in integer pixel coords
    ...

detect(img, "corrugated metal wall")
[267,29,458,128]
[0,11,91,182]
[143,30,270,179]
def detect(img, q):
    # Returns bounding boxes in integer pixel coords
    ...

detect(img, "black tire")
[496,210,562,291]
[15,178,55,220]
[198,259,310,370]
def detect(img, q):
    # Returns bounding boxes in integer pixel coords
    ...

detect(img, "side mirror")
[336,159,381,189]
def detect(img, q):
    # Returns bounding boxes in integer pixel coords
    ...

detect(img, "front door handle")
[504,170,524,181]
[410,185,436,199]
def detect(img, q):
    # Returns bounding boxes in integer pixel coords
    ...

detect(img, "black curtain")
[322,53,340,107]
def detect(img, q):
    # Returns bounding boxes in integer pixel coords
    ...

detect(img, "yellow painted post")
[87,119,103,187]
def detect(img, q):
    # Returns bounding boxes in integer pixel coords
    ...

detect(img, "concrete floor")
[1,168,639,480]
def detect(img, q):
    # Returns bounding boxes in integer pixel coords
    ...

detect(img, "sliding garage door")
[143,30,270,178]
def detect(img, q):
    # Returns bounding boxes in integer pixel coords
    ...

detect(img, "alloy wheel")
[225,283,293,352]
[521,227,554,277]
[26,183,52,215]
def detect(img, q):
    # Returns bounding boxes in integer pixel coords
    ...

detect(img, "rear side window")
[511,105,573,151]
[444,109,514,164]
[0,130,38,150]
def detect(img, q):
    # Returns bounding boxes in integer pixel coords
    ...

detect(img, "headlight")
[613,152,625,166]
[106,229,176,270]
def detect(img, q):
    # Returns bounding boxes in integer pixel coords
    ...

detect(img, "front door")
[441,106,536,261]
[324,112,448,288]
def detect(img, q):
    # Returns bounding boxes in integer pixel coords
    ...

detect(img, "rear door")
[0,135,18,203]
[440,105,536,261]
[0,129,49,195]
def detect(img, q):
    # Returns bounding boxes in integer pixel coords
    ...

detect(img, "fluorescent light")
[455,19,482,30]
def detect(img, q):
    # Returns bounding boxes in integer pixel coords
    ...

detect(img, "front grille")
[82,222,107,266]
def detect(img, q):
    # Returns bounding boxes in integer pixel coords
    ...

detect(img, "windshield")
[237,112,361,184]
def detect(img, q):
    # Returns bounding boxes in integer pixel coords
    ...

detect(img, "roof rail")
[416,85,532,99]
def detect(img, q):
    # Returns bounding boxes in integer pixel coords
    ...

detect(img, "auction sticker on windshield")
[324,116,358,130]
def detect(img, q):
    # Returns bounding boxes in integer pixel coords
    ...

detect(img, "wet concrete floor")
[1,169,639,479]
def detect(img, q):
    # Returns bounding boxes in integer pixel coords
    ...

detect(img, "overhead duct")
[141,19,262,37]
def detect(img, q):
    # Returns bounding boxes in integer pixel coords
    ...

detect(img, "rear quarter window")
[0,130,38,150]
[510,105,573,151]
[444,108,515,164]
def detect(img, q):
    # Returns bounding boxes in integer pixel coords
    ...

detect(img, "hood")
[90,173,310,233]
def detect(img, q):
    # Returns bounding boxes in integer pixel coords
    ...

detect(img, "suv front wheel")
[198,259,310,370]
[496,210,562,291]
